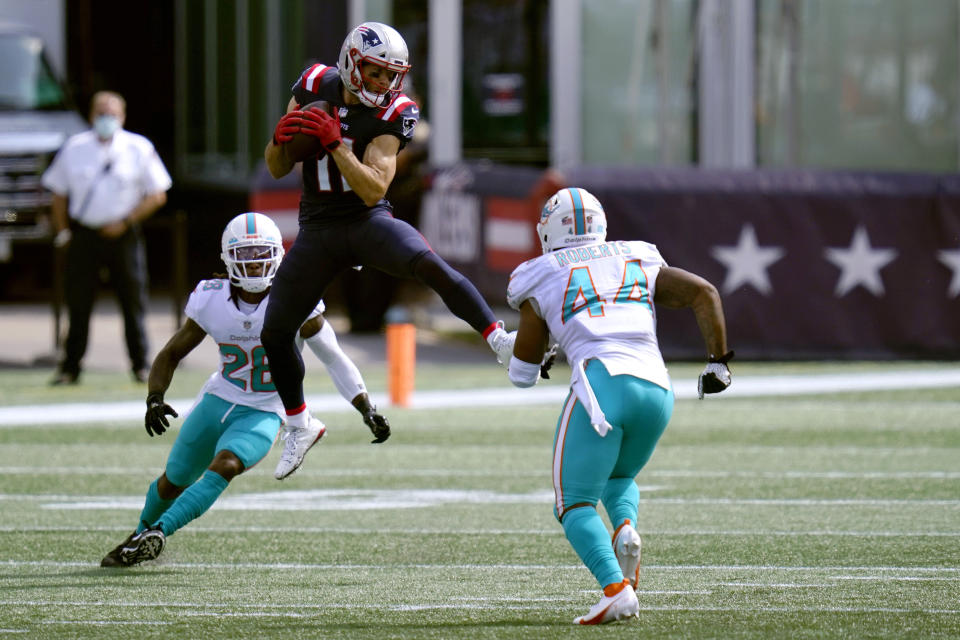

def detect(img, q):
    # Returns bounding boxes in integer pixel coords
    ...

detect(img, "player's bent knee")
[412,251,460,291]
[556,501,597,523]
[260,325,295,351]
[157,472,186,500]
[209,451,245,481]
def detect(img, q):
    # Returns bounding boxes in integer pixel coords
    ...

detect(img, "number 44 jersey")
[185,279,324,419]
[507,240,671,392]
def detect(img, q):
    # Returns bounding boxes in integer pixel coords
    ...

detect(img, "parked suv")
[0,25,86,259]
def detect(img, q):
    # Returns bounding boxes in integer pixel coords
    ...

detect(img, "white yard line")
[2,466,959,485]
[2,466,957,479]
[2,368,960,427]
[2,491,958,509]
[1,599,956,616]
[2,560,958,573]
[42,621,172,626]
[3,525,960,538]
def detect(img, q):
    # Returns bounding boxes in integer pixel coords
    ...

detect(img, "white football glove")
[697,351,734,400]
[487,323,517,365]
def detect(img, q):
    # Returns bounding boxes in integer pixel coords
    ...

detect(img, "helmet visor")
[227,244,280,284]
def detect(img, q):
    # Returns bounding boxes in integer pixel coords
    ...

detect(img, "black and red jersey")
[290,63,420,222]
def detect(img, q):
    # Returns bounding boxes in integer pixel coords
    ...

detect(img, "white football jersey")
[184,279,324,419]
[507,240,671,391]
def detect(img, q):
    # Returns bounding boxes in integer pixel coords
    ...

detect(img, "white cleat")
[274,416,326,479]
[613,521,642,589]
[486,322,517,365]
[573,580,639,625]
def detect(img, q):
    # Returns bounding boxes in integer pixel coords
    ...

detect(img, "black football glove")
[363,407,391,444]
[540,344,559,380]
[698,350,734,400]
[145,393,178,437]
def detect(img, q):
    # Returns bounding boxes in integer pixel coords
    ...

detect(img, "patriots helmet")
[338,22,410,108]
[220,212,284,293]
[536,187,608,253]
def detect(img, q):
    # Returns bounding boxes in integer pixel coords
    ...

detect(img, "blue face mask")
[93,115,120,139]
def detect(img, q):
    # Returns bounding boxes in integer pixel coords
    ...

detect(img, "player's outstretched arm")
[654,266,732,398]
[144,318,207,436]
[298,316,389,443]
[654,266,727,358]
[509,300,549,388]
[298,316,368,402]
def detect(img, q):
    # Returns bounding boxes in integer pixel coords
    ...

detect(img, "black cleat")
[50,371,79,386]
[100,531,138,567]
[116,528,166,566]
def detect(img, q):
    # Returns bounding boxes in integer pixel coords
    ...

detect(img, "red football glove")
[273,110,305,145]
[299,107,342,151]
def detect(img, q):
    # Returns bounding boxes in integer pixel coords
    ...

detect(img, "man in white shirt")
[42,91,172,385]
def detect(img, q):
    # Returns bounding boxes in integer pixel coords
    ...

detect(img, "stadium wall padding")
[420,164,960,359]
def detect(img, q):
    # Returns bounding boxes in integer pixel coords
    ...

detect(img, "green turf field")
[1,362,958,639]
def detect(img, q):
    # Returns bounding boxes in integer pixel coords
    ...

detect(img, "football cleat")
[274,415,326,479]
[612,521,642,589]
[574,580,639,625]
[486,322,517,365]
[117,528,166,566]
[100,530,138,567]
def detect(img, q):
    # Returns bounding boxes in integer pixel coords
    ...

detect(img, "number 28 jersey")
[507,240,671,391]
[185,279,324,418]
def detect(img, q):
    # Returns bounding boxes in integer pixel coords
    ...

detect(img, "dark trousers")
[60,222,149,375]
[262,208,496,410]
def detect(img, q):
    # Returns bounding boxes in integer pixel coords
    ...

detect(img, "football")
[282,100,334,163]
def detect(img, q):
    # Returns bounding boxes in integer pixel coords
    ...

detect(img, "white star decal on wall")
[710,224,785,295]
[937,248,960,297]
[824,225,897,297]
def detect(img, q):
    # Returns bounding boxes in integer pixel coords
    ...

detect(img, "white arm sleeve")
[508,357,541,388]
[299,320,367,402]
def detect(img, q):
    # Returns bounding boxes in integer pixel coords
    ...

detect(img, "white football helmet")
[220,212,284,293]
[536,187,608,253]
[338,22,410,108]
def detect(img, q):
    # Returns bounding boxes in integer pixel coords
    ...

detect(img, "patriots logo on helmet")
[358,26,383,52]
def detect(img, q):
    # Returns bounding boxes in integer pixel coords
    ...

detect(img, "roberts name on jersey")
[507,240,672,391]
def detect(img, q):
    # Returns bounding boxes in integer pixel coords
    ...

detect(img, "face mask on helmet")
[220,213,285,293]
[338,22,410,107]
[536,188,608,253]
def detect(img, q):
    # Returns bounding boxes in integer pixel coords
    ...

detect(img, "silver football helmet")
[536,188,608,253]
[338,22,410,108]
[220,212,284,293]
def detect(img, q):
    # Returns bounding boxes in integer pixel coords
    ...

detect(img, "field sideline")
[1,361,958,639]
